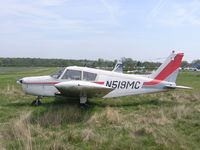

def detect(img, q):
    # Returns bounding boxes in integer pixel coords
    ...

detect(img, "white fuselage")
[19,66,171,98]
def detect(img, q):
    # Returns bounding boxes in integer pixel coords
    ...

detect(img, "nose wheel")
[31,96,42,106]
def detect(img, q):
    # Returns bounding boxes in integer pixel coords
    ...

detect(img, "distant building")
[192,63,200,69]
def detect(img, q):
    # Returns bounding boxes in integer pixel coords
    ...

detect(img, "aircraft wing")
[55,81,113,98]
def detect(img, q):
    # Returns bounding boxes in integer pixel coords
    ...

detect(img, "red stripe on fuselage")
[94,82,104,85]
[143,79,162,86]
[144,53,183,86]
[23,82,60,85]
[23,81,105,85]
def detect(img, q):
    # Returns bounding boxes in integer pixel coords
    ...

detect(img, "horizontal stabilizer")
[165,85,192,89]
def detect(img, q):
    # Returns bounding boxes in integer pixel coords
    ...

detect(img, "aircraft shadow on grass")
[4,96,177,125]
[5,95,176,108]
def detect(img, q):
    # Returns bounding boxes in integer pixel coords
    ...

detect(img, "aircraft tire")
[31,100,42,106]
[80,103,89,109]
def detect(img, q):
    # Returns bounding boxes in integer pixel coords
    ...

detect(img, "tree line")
[0,57,199,71]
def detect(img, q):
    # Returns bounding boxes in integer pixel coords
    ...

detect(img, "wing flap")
[55,81,113,97]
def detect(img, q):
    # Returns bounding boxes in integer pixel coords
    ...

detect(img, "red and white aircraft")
[18,51,191,106]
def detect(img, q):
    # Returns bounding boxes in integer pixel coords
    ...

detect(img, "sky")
[0,0,200,62]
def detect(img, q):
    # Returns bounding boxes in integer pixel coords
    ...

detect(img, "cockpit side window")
[62,69,81,80]
[83,71,97,81]
[51,68,65,79]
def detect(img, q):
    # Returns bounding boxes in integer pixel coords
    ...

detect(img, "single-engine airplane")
[17,51,191,106]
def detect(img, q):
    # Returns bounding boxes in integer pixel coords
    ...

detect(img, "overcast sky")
[0,0,200,62]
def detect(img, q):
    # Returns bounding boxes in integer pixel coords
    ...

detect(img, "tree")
[192,59,200,64]
[181,61,189,68]
[0,59,2,66]
[192,59,200,69]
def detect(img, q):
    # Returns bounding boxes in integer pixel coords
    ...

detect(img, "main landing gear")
[31,95,89,108]
[79,95,89,109]
[31,96,42,106]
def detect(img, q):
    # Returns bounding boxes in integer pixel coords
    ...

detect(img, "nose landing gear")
[31,96,42,106]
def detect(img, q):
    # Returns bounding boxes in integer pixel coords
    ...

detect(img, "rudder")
[150,51,184,83]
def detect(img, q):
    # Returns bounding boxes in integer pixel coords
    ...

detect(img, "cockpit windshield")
[51,68,65,79]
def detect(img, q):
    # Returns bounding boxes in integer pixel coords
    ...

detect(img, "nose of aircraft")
[17,78,24,84]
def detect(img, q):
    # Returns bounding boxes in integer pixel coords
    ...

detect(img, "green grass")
[0,68,200,150]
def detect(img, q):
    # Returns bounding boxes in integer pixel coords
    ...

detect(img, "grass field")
[0,67,200,150]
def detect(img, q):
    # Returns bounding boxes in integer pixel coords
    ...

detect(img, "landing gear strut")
[31,96,42,106]
[79,95,89,109]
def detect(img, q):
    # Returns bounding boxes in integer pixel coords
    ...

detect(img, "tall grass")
[0,68,200,150]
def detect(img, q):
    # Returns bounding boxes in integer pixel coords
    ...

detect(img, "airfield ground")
[0,67,200,150]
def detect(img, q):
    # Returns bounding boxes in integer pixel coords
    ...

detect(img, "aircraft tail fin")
[112,60,123,73]
[150,51,184,83]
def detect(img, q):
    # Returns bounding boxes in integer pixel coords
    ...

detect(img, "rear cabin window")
[83,71,97,81]
[62,69,81,80]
